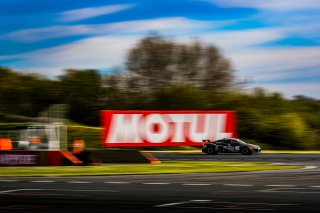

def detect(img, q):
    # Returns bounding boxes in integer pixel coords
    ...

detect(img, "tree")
[0,66,61,117]
[125,34,235,94]
[152,85,210,110]
[60,69,102,126]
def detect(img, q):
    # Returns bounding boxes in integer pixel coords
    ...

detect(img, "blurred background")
[0,0,319,150]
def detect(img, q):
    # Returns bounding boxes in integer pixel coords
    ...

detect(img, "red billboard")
[101,110,236,147]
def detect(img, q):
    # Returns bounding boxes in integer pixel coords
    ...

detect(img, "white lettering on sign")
[142,114,170,143]
[188,114,214,142]
[107,114,143,143]
[168,114,185,142]
[105,113,233,145]
[0,154,38,165]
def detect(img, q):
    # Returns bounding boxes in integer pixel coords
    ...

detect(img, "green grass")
[0,161,303,177]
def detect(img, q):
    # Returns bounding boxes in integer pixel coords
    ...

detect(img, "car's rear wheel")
[241,147,252,155]
[207,147,217,155]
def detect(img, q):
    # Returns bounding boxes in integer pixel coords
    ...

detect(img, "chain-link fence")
[0,125,67,150]
[0,104,69,151]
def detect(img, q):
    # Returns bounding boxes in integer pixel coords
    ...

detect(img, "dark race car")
[202,138,261,155]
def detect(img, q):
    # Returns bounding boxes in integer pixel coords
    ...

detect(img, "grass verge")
[0,161,303,177]
[147,150,320,154]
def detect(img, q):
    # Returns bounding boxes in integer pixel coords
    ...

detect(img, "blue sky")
[1,0,320,99]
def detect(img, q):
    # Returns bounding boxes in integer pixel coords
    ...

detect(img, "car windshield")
[234,139,247,145]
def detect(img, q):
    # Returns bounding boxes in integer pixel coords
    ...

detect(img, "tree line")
[0,34,319,149]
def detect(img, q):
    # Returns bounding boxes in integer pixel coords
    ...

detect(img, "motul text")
[101,110,236,147]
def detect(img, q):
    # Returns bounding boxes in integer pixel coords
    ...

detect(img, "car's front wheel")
[241,147,252,155]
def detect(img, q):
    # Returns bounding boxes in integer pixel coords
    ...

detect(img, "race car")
[202,138,261,155]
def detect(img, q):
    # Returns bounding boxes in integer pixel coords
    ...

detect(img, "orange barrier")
[0,138,13,150]
[140,151,161,164]
[46,151,83,166]
[60,151,83,165]
[71,139,85,154]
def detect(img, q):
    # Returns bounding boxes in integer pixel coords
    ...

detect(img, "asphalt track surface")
[0,153,319,213]
[151,152,320,165]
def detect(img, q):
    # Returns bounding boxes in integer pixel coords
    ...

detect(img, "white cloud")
[4,25,93,42]
[177,26,320,82]
[246,68,320,83]
[57,4,134,22]
[6,35,140,75]
[229,47,320,76]
[282,23,320,40]
[101,17,217,34]
[4,17,218,42]
[197,28,284,50]
[210,0,320,11]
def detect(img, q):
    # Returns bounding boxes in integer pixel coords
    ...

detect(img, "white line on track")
[155,201,190,207]
[0,189,23,194]
[0,189,43,194]
[0,180,18,182]
[142,183,170,185]
[224,184,253,187]
[182,183,211,186]
[30,180,56,183]
[266,185,296,187]
[65,189,118,192]
[104,181,130,184]
[155,200,297,209]
[67,181,92,184]
[304,166,317,169]
[309,186,320,188]
[0,188,119,194]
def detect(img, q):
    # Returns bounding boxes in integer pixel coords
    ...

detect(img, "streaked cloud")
[4,17,219,42]
[230,47,320,75]
[3,25,92,42]
[197,28,284,50]
[57,4,134,22]
[5,35,140,71]
[210,0,320,11]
